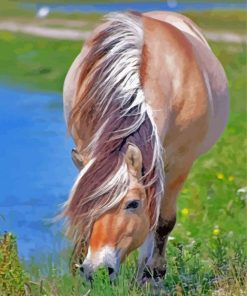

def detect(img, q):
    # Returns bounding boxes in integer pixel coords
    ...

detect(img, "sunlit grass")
[0,31,82,91]
[186,10,247,34]
[1,232,246,295]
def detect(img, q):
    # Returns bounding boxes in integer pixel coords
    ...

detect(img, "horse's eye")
[125,200,140,210]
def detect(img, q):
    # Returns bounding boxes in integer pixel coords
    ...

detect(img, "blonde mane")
[62,12,165,254]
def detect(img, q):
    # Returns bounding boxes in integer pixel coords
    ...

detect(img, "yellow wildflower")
[182,188,189,194]
[181,208,189,217]
[213,228,220,236]
[216,173,224,180]
[228,176,234,182]
[0,32,15,42]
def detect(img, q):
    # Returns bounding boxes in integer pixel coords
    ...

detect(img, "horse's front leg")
[137,199,176,286]
[145,216,176,280]
[138,169,191,286]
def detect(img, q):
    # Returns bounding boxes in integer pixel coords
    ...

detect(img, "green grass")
[0,7,246,296]
[0,31,82,91]
[186,10,247,34]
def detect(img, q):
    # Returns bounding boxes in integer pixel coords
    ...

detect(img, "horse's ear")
[125,144,142,178]
[71,148,84,171]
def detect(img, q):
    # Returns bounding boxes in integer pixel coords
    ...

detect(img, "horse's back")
[141,12,229,158]
[63,11,229,159]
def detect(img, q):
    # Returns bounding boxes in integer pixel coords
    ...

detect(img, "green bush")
[0,232,28,296]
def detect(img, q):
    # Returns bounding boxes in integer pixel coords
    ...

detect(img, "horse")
[62,11,229,284]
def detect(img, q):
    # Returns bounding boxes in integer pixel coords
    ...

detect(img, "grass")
[0,31,82,91]
[0,6,246,296]
[1,231,247,295]
[186,10,247,34]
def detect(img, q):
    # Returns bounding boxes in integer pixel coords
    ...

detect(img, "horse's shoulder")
[142,12,195,60]
[143,11,209,48]
[141,13,209,139]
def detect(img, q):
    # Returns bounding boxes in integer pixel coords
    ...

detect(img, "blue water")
[23,1,247,13]
[0,85,77,259]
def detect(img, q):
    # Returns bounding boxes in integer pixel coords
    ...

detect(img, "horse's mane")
[62,12,164,254]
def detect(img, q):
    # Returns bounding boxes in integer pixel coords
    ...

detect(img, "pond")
[0,85,76,259]
[23,1,247,13]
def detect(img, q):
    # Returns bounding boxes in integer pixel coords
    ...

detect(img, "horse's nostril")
[80,266,84,273]
[108,267,114,276]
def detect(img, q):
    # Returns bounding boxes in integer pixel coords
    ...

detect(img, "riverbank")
[0,20,246,43]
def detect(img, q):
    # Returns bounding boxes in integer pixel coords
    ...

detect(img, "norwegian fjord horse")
[62,11,228,283]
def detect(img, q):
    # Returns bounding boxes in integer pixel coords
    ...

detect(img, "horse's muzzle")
[79,264,117,282]
[79,246,121,282]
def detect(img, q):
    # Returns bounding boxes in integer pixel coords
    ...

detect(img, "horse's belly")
[197,71,229,155]
[189,37,229,155]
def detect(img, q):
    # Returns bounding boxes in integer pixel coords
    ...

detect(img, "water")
[23,1,247,14]
[0,85,77,259]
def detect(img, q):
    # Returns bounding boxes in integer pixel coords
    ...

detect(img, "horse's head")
[79,144,152,281]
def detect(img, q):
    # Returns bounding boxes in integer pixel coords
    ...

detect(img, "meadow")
[0,6,246,296]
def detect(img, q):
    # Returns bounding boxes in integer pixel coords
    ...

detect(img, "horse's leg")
[138,165,192,285]
[146,189,182,282]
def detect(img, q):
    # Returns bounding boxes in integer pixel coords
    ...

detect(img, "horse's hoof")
[139,277,167,296]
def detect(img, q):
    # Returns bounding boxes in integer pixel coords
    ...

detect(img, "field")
[0,5,246,296]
